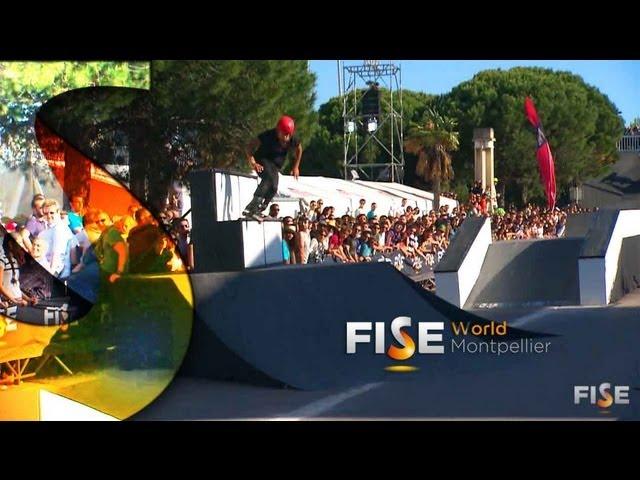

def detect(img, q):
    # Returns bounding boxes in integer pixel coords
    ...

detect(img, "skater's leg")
[243,163,271,214]
[254,165,275,199]
[243,194,264,216]
[257,162,280,213]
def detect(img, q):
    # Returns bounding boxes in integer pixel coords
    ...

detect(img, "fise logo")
[574,384,630,410]
[346,317,444,365]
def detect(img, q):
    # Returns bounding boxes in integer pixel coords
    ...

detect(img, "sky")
[309,60,640,125]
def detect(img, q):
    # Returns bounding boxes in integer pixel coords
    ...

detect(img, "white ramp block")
[264,221,284,264]
[579,209,640,305]
[242,221,268,268]
[214,171,259,221]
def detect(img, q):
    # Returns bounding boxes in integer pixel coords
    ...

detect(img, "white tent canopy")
[276,174,457,219]
[183,170,458,222]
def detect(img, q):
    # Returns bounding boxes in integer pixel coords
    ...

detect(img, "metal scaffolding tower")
[340,60,404,183]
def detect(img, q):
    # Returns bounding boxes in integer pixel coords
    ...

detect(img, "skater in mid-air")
[242,115,303,220]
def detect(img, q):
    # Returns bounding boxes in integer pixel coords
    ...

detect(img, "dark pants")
[246,160,280,212]
[255,160,280,204]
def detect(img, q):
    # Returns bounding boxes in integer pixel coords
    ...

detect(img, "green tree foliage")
[0,62,148,175]
[405,108,459,210]
[439,67,624,206]
[36,61,317,211]
[151,60,317,171]
[130,60,317,208]
[301,96,343,176]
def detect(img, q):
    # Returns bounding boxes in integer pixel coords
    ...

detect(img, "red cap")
[276,116,295,136]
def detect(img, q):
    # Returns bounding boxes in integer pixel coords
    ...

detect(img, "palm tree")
[404,108,459,211]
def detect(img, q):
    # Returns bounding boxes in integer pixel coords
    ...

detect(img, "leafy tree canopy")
[439,67,624,205]
[0,62,148,174]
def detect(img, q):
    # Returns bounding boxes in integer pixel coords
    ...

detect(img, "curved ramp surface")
[137,297,640,420]
[465,238,583,308]
[181,262,543,390]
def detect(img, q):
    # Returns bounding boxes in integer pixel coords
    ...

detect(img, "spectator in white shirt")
[38,199,78,278]
[389,198,408,218]
[354,198,367,218]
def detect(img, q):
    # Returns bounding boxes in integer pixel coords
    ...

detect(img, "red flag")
[524,97,556,209]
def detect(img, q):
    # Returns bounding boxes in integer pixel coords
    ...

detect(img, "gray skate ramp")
[139,298,640,419]
[180,262,544,390]
[465,238,583,308]
[323,303,640,419]
[564,213,596,237]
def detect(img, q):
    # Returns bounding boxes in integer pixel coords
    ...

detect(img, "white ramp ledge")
[435,217,492,308]
[579,209,640,305]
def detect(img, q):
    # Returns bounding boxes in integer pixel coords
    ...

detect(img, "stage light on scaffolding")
[367,117,378,133]
[346,121,356,133]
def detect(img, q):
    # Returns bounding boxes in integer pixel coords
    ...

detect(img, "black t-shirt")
[254,128,300,169]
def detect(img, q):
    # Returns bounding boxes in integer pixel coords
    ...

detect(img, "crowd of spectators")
[0,193,191,312]
[0,183,598,305]
[624,125,640,136]
[271,181,596,275]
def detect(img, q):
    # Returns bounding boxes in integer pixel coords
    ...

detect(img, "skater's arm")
[246,138,263,173]
[291,143,303,179]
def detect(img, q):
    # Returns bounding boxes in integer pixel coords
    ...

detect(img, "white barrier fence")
[617,135,640,152]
